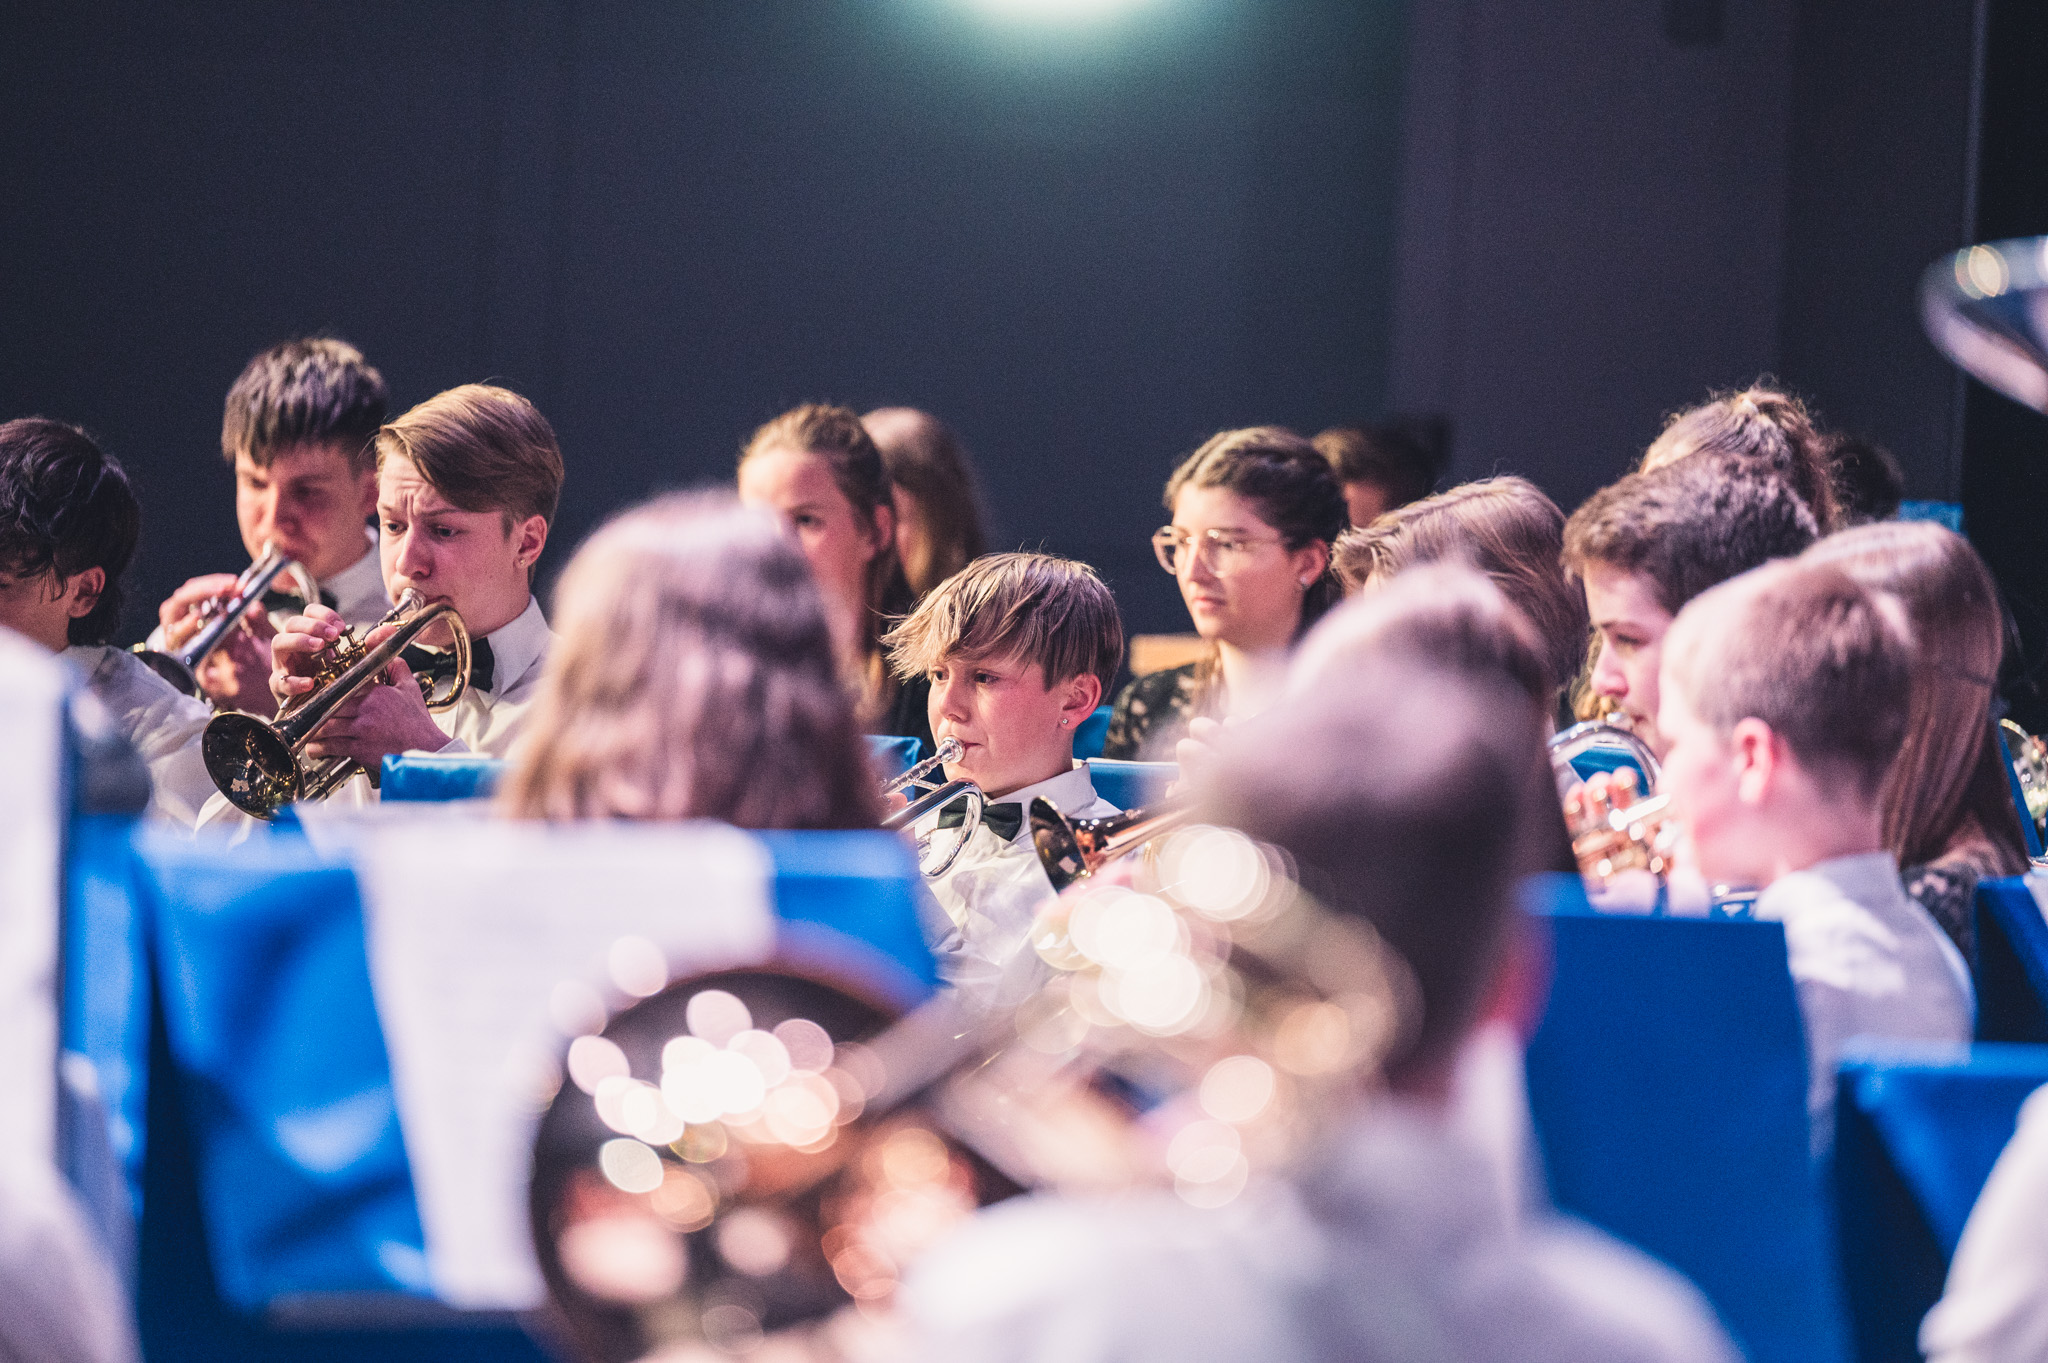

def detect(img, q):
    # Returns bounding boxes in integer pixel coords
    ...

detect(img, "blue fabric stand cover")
[1522,874,1847,1363]
[1833,1041,2048,1363]
[1975,876,2048,1043]
[379,754,506,803]
[1084,759,1175,811]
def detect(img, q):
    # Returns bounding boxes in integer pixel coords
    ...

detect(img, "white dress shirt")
[62,645,213,828]
[902,1097,1739,1363]
[1753,850,1974,1152]
[1921,1083,2048,1363]
[314,533,394,628]
[916,762,1117,998]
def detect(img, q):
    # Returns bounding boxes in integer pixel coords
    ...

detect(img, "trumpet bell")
[201,711,302,819]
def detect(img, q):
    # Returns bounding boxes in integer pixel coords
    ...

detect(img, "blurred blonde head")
[501,492,879,828]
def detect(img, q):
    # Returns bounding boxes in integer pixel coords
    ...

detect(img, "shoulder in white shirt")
[1922,1083,2048,1363]
[1754,850,1975,1152]
[63,645,213,829]
[917,762,1118,1001]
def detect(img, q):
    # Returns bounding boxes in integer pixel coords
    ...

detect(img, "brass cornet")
[131,542,318,699]
[878,736,985,878]
[201,589,470,819]
[1028,797,1195,892]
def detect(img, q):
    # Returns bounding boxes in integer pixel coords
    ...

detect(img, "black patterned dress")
[1101,663,1223,762]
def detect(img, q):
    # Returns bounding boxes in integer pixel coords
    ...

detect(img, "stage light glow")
[961,0,1159,21]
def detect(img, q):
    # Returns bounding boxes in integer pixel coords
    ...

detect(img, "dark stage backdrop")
[0,0,1409,646]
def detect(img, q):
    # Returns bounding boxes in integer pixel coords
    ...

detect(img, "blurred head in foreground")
[502,491,878,828]
[1201,651,1557,1090]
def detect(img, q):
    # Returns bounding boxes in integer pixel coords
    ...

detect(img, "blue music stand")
[1523,873,1847,1363]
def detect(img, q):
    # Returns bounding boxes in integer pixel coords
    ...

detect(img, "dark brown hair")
[1802,522,2029,873]
[1201,655,1555,1083]
[375,383,565,527]
[1334,476,1586,702]
[883,552,1124,695]
[1563,452,1820,617]
[222,337,389,474]
[1164,425,1348,633]
[1641,384,1841,531]
[1313,422,1436,511]
[0,418,139,645]
[741,404,915,712]
[1663,559,1913,802]
[501,492,878,829]
[864,407,989,599]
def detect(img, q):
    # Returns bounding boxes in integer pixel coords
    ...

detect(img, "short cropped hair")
[0,419,140,646]
[1200,657,1554,1082]
[1563,452,1819,617]
[1662,560,1913,801]
[375,384,564,527]
[883,551,1124,694]
[221,337,388,474]
[1334,476,1586,700]
[1313,421,1438,509]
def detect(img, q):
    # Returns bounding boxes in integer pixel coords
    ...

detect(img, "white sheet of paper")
[0,633,66,1170]
[356,818,777,1308]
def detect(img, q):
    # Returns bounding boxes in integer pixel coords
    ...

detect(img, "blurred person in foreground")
[901,654,1739,1363]
[863,406,990,602]
[499,491,878,828]
[0,418,213,827]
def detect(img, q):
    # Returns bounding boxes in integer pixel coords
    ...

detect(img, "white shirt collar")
[325,531,387,606]
[983,763,1104,844]
[481,596,550,698]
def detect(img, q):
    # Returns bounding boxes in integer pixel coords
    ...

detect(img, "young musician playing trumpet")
[265,384,563,800]
[151,338,393,714]
[881,552,1124,992]
[1561,451,1819,754]
[0,418,214,826]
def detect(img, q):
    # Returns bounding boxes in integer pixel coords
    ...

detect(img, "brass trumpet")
[201,589,470,819]
[879,736,985,878]
[1029,797,1195,892]
[131,543,318,699]
[1547,718,1661,794]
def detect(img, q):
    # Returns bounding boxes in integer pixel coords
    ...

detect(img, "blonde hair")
[500,492,878,828]
[883,551,1123,693]
[375,383,563,527]
[1802,522,2028,874]
[1333,476,1585,703]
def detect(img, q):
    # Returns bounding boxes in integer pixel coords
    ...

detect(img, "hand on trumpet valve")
[271,605,447,762]
[157,572,243,650]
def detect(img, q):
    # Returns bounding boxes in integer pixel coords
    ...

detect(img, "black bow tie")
[401,636,494,694]
[936,796,1024,842]
[260,586,339,614]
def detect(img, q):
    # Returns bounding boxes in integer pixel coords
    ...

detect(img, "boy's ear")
[63,566,106,622]
[1059,671,1103,726]
[1292,538,1331,588]
[352,466,379,521]
[512,514,549,573]
[1730,717,1777,805]
[868,499,896,557]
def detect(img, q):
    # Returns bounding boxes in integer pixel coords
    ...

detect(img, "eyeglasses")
[1151,526,1286,575]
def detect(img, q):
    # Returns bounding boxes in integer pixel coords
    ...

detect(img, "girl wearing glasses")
[1100,426,1345,760]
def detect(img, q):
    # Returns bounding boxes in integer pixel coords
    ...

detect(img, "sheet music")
[0,634,66,1170]
[356,819,777,1308]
